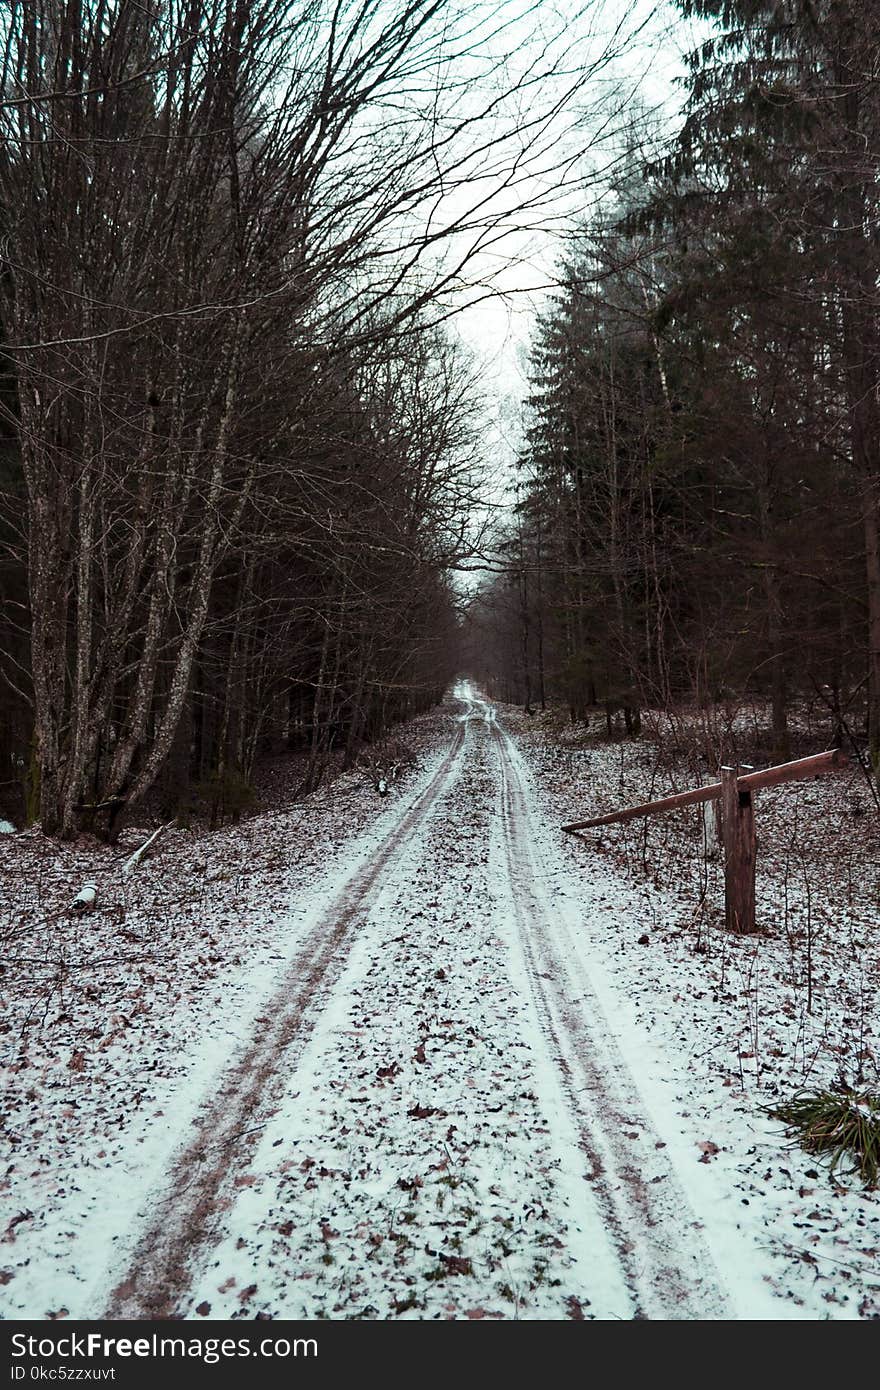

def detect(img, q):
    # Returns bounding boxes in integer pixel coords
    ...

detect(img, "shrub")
[769,1090,880,1188]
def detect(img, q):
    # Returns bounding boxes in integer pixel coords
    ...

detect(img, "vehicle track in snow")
[101,687,741,1320]
[104,715,472,1318]
[489,702,732,1319]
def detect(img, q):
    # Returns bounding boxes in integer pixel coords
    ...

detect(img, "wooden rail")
[561,748,848,935]
[561,749,847,833]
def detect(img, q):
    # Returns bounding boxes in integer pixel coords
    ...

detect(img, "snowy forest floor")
[1,686,878,1320]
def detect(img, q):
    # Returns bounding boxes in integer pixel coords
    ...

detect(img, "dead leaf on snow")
[397,1176,423,1192]
[566,1294,588,1320]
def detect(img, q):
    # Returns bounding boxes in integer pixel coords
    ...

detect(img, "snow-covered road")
[490,707,734,1318]
[60,682,784,1321]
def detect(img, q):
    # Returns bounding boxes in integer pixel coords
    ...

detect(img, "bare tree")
[0,0,640,835]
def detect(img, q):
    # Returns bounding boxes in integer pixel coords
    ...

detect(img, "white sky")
[448,0,702,512]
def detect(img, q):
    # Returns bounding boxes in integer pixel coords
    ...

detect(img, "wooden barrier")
[561,748,848,934]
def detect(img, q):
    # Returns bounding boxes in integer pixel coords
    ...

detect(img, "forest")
[470,0,880,793]
[2,0,880,1333]
[2,0,880,841]
[0,0,538,837]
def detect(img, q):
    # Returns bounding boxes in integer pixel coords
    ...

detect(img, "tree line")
[470,0,880,785]
[0,0,631,836]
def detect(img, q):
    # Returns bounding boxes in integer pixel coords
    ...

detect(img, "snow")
[177,695,633,1320]
[1,686,878,1320]
[507,701,880,1318]
[0,710,453,1319]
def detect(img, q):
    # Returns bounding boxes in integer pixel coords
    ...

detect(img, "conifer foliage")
[472,0,880,780]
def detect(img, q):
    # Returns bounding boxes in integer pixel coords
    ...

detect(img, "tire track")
[104,714,471,1318]
[487,702,732,1320]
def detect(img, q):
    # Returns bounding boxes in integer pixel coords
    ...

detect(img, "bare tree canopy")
[0,0,640,835]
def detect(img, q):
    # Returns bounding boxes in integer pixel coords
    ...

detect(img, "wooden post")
[720,767,757,934]
[701,795,723,859]
[561,748,847,938]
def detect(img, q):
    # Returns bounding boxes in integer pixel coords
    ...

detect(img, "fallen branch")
[121,821,174,876]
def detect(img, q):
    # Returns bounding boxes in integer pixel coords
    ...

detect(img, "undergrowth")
[770,1090,880,1188]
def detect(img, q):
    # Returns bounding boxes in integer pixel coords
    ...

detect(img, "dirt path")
[98,687,754,1320]
[104,717,469,1318]
[489,707,731,1318]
